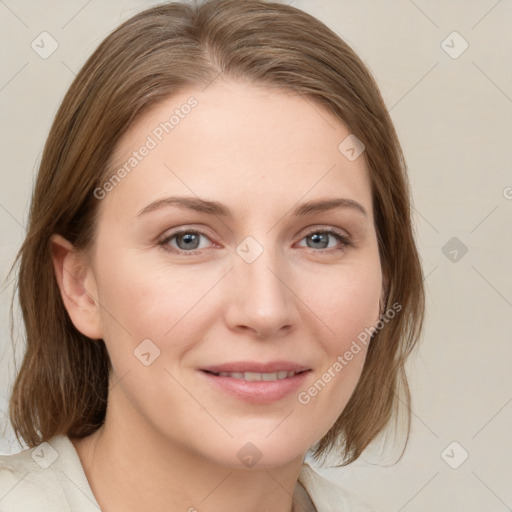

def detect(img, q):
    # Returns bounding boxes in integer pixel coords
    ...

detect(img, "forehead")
[103,79,373,219]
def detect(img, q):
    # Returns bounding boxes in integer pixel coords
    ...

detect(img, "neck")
[71,394,308,512]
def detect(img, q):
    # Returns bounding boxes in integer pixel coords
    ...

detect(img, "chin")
[201,432,313,470]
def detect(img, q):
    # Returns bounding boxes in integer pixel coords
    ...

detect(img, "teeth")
[217,371,297,381]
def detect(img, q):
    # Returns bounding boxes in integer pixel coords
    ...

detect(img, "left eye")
[297,229,349,250]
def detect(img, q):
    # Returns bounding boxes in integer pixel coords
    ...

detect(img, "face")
[79,79,383,468]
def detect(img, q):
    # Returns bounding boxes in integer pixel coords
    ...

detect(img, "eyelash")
[158,227,353,256]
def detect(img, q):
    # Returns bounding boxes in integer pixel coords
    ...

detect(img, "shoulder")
[299,462,377,512]
[0,437,68,511]
[0,435,98,512]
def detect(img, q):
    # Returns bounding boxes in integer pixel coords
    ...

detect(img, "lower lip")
[200,370,311,404]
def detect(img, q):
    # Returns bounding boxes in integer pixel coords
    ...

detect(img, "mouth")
[199,362,312,404]
[202,369,308,381]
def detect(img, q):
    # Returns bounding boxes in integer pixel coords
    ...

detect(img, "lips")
[211,370,298,381]
[201,361,311,374]
[199,361,312,404]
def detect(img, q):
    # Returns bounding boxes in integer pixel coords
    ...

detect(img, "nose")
[223,244,300,339]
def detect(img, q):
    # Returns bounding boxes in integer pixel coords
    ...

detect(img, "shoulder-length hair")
[8,0,424,466]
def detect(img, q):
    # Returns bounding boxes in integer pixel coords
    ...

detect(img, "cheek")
[293,258,381,417]
[92,255,204,413]
[93,248,216,358]
[299,258,382,347]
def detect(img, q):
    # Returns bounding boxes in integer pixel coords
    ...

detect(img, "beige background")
[1,1,511,511]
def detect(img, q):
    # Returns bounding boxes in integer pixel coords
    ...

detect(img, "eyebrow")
[136,196,368,218]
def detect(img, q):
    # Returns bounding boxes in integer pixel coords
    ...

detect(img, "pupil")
[178,233,199,250]
[309,233,328,249]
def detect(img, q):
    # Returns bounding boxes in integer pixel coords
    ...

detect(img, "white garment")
[0,435,376,511]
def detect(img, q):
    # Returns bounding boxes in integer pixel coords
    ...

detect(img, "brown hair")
[8,0,425,466]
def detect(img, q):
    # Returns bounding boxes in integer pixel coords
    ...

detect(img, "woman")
[0,1,425,510]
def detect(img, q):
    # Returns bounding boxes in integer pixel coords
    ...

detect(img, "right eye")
[158,229,216,255]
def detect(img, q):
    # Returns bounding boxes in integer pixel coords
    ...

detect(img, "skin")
[51,78,384,512]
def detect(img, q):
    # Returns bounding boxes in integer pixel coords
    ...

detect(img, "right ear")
[50,234,103,340]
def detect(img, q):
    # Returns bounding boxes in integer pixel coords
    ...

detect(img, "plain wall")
[1,1,511,511]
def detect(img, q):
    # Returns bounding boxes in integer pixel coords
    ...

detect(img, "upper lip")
[201,361,311,373]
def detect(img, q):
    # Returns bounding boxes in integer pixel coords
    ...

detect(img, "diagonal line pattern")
[472,396,512,439]
[265,470,311,512]
[412,205,439,234]
[471,0,503,30]
[61,267,132,337]
[423,265,438,281]
[199,469,234,503]
[0,471,29,504]
[389,62,439,112]
[61,470,101,509]
[164,164,233,234]
[394,390,439,439]
[470,205,499,233]
[0,203,26,232]
[61,0,93,29]
[301,95,336,130]
[407,0,439,29]
[265,410,294,438]
[164,368,234,438]
[0,62,29,93]
[201,70,224,92]
[472,471,511,509]
[61,60,77,77]
[265,266,336,335]
[266,165,336,234]
[471,265,512,309]
[163,267,233,337]
[472,61,512,104]
[0,0,29,28]
[398,472,439,511]
[109,369,131,393]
